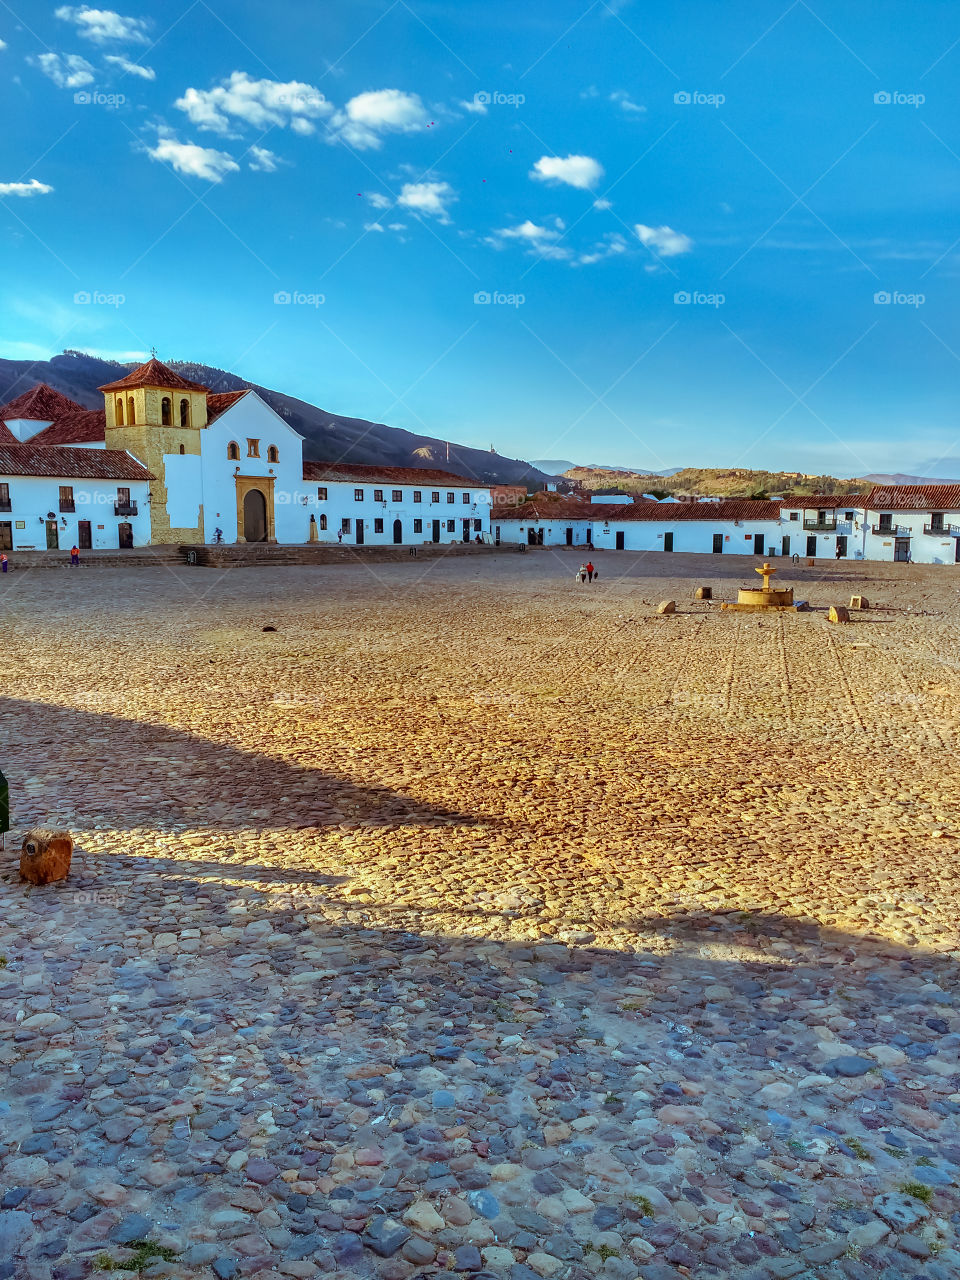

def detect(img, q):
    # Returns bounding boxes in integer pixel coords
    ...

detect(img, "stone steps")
[178,542,498,568]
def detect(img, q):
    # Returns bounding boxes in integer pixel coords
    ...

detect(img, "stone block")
[694,586,712,600]
[849,594,868,609]
[828,605,849,624]
[656,600,676,615]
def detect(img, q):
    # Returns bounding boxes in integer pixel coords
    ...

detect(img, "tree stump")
[695,586,712,600]
[828,605,850,624]
[20,828,74,885]
[849,595,868,609]
[657,600,676,615]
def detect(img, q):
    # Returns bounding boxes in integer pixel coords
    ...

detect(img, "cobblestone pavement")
[1,551,958,1280]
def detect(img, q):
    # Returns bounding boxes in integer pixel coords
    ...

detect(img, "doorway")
[45,520,59,550]
[392,518,402,544]
[565,527,573,546]
[615,531,625,550]
[753,533,765,554]
[806,535,817,557]
[836,535,847,557]
[894,538,910,562]
[78,520,92,550]
[0,521,11,551]
[432,519,441,542]
[356,519,364,545]
[781,534,790,557]
[663,531,673,552]
[712,533,723,554]
[495,525,500,545]
[118,522,133,549]
[242,489,267,543]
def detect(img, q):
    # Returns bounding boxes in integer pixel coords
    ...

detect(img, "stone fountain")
[721,562,801,612]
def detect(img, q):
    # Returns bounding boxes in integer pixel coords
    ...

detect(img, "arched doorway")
[243,489,268,543]
[393,518,402,544]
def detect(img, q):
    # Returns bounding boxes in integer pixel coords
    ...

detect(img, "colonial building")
[0,358,493,549]
[0,443,152,551]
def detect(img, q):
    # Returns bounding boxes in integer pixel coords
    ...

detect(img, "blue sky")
[2,1,959,476]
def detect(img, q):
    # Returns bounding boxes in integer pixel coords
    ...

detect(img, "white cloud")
[147,135,239,183]
[387,222,406,231]
[530,153,604,191]
[54,6,149,43]
[593,197,612,211]
[364,221,386,232]
[487,219,573,260]
[330,89,430,150]
[33,52,95,88]
[176,72,331,136]
[635,223,693,256]
[609,89,645,114]
[577,233,628,265]
[460,96,487,114]
[0,178,54,196]
[396,180,456,222]
[248,146,278,172]
[0,39,7,51]
[104,53,154,79]
[367,192,393,209]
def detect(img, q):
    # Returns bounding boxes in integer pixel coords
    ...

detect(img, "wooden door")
[663,532,673,552]
[393,519,402,543]
[45,520,59,550]
[118,522,133,549]
[712,533,723,553]
[78,520,92,550]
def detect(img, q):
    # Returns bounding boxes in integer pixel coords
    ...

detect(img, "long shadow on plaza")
[0,696,481,837]
[6,847,959,1277]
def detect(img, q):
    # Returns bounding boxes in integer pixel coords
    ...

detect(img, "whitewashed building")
[302,462,491,545]
[0,443,153,551]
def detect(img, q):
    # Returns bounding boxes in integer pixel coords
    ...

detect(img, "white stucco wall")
[162,453,204,530]
[305,480,491,545]
[0,472,151,549]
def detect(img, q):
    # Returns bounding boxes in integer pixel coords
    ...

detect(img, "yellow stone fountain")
[721,561,798,612]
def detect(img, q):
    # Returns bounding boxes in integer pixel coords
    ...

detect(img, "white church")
[0,358,491,551]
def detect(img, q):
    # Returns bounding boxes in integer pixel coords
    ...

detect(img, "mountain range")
[0,350,553,489]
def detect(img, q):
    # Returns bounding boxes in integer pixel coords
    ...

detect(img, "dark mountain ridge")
[0,350,551,488]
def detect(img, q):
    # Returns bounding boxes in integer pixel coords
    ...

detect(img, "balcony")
[923,523,959,537]
[114,501,138,517]
[871,524,908,537]
[59,500,75,513]
[0,498,11,513]
[802,518,838,532]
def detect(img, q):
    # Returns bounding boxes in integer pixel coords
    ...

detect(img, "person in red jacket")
[70,545,80,566]
[586,560,595,582]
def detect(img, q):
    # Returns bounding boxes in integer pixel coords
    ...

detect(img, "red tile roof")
[99,358,209,393]
[506,498,783,523]
[0,444,154,480]
[0,382,85,422]
[30,409,106,446]
[303,460,482,486]
[206,389,250,423]
[863,484,960,511]
[779,493,864,509]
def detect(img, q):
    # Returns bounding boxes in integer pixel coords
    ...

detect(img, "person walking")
[835,541,842,561]
[337,528,343,543]
[586,560,595,583]
[70,544,80,567]
[577,563,588,584]
[0,553,7,573]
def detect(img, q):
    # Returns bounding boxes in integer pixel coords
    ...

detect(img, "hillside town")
[2,357,960,567]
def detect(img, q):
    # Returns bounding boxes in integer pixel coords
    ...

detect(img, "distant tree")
[747,489,769,500]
